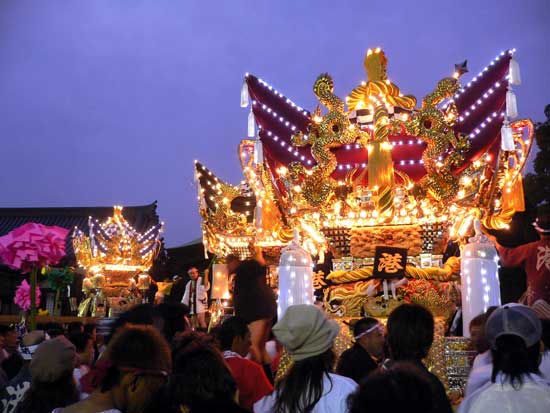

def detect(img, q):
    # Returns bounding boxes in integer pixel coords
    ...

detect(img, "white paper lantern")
[277,230,314,317]
[461,220,501,337]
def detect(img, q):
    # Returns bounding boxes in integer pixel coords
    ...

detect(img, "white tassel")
[383,279,389,300]
[501,121,515,151]
[255,202,263,229]
[254,139,264,164]
[390,280,397,299]
[248,108,255,137]
[240,79,249,108]
[509,58,521,85]
[318,249,325,265]
[506,89,518,119]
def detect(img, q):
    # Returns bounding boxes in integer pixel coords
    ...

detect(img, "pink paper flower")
[0,223,69,273]
[14,279,41,311]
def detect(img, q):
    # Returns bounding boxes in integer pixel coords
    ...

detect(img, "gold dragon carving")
[397,77,470,202]
[289,74,369,207]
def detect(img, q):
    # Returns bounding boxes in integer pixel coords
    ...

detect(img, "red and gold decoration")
[194,47,531,320]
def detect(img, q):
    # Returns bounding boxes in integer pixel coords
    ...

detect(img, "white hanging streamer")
[501,120,515,151]
[383,280,389,300]
[509,57,521,86]
[248,108,255,137]
[506,88,518,119]
[254,138,264,164]
[240,79,249,108]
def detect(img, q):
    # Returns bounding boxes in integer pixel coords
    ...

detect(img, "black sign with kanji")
[372,246,408,279]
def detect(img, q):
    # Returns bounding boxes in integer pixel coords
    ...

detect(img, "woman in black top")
[228,247,276,365]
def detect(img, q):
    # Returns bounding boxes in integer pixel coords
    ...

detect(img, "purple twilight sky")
[0,0,548,247]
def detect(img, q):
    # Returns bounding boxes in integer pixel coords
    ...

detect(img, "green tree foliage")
[524,104,550,208]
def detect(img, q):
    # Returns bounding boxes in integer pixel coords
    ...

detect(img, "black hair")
[101,325,171,392]
[83,323,97,335]
[170,335,238,412]
[18,370,79,413]
[1,353,24,380]
[491,334,541,389]
[67,332,91,353]
[217,316,249,350]
[37,323,64,338]
[387,304,434,361]
[67,321,84,335]
[0,325,11,335]
[156,303,191,344]
[469,306,498,330]
[353,317,379,338]
[106,303,161,344]
[348,362,434,413]
[273,349,335,413]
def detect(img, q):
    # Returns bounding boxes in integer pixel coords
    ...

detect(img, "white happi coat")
[182,278,209,314]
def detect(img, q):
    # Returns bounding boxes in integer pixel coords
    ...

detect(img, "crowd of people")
[2,232,550,412]
[1,298,550,412]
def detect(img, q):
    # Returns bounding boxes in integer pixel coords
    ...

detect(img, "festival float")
[72,206,163,317]
[194,48,532,391]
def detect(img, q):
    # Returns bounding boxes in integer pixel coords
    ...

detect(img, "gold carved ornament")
[289,74,369,207]
[348,49,417,215]
[397,77,470,202]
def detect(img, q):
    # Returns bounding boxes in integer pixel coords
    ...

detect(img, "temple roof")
[0,202,161,264]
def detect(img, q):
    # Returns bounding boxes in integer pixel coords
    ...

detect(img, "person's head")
[353,317,385,358]
[217,316,251,356]
[67,332,94,366]
[347,362,434,413]
[225,254,240,274]
[188,267,199,281]
[272,305,339,412]
[106,303,163,344]
[534,208,550,239]
[171,333,238,412]
[469,306,497,353]
[19,330,48,362]
[67,321,84,335]
[1,325,18,351]
[486,304,542,388]
[156,303,191,344]
[19,336,79,413]
[96,325,172,413]
[84,323,97,342]
[39,322,64,338]
[387,304,434,361]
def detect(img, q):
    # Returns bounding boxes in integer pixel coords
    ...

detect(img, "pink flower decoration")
[0,223,69,273]
[14,279,41,311]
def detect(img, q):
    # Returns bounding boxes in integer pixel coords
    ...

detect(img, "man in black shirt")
[336,317,384,383]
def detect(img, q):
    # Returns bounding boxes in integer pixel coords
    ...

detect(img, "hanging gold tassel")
[506,88,518,119]
[248,108,255,137]
[509,58,521,86]
[240,78,249,108]
[502,174,525,212]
